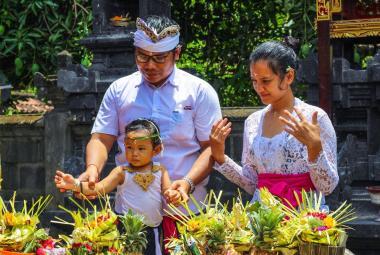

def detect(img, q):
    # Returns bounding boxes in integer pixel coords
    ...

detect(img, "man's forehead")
[135,47,169,56]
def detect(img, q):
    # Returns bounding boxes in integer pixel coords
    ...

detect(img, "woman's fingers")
[294,107,306,122]
[283,110,301,127]
[211,118,232,141]
[279,116,298,131]
[312,111,318,125]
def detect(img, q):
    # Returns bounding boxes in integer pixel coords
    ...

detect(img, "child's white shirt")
[114,162,163,227]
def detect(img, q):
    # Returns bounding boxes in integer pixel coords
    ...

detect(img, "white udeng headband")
[134,30,179,52]
[133,17,180,52]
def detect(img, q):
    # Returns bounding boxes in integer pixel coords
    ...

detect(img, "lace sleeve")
[214,117,258,194]
[308,112,339,195]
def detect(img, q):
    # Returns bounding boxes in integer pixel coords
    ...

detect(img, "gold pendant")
[133,173,155,191]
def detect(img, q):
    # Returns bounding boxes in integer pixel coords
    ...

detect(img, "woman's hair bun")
[283,36,300,53]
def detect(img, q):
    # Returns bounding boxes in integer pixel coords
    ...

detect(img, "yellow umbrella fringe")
[327,231,332,245]
[164,204,191,222]
[50,218,75,226]
[58,204,78,218]
[94,205,98,227]
[85,208,91,227]
[35,195,53,217]
[315,191,323,211]
[67,196,87,213]
[98,191,105,210]
[330,202,351,220]
[81,194,96,211]
[162,208,188,227]
[28,198,36,216]
[23,200,27,214]
[335,208,356,223]
[10,192,16,212]
[184,197,198,218]
[303,190,312,210]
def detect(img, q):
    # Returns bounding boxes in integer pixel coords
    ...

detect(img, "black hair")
[124,118,161,147]
[249,41,298,80]
[144,15,179,34]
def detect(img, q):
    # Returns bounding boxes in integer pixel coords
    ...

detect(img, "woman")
[210,41,339,207]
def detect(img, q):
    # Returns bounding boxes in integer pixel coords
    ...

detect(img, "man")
[79,15,222,252]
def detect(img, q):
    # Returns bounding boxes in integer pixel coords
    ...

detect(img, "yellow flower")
[323,216,335,228]
[187,219,201,232]
[4,212,16,226]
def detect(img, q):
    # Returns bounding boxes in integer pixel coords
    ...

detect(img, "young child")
[55,118,181,255]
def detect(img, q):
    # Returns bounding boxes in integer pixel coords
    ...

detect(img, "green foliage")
[0,0,92,89]
[172,0,316,106]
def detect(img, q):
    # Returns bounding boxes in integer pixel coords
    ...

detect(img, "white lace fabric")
[214,98,339,199]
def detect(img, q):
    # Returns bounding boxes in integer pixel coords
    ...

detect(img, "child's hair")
[124,118,162,147]
[249,41,298,80]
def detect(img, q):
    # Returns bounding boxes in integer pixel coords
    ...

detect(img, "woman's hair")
[249,41,298,80]
[124,118,162,147]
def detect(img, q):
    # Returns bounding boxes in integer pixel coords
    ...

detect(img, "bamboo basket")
[299,242,345,255]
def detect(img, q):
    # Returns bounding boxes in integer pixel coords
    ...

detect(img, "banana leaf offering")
[0,192,58,254]
[280,189,356,250]
[247,189,299,255]
[166,191,256,255]
[54,194,148,255]
[54,194,121,255]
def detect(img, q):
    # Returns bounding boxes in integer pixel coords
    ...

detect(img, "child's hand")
[164,189,182,207]
[55,170,76,191]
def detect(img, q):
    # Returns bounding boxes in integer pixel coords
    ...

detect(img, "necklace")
[123,164,160,191]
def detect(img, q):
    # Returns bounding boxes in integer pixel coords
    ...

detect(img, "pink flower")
[36,247,46,255]
[315,226,329,231]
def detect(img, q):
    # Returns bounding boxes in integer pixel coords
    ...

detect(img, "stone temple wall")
[0,107,257,203]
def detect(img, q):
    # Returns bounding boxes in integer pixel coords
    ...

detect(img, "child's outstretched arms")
[55,167,124,196]
[55,171,77,191]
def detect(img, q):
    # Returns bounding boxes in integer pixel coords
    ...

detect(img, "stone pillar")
[44,111,71,207]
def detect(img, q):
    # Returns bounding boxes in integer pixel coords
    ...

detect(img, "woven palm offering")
[247,189,298,255]
[54,194,122,255]
[55,194,148,255]
[166,191,254,254]
[280,190,356,255]
[0,193,56,254]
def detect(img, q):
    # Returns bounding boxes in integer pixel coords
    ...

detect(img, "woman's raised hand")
[279,107,322,162]
[209,118,232,164]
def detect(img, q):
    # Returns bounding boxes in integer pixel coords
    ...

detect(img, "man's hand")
[164,189,182,206]
[170,180,190,203]
[78,165,99,189]
[75,165,99,199]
